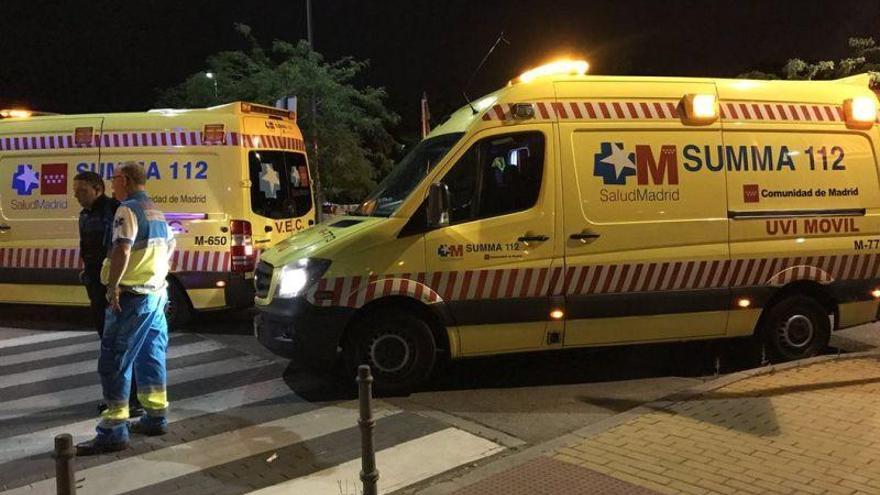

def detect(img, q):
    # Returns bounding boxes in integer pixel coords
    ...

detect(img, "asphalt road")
[3,302,875,448]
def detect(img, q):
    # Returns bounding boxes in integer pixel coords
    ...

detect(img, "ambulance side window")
[442,131,544,225]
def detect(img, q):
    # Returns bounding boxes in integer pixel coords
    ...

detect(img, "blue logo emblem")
[594,142,636,185]
[11,164,39,195]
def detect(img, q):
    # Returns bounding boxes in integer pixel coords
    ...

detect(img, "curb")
[414,348,880,495]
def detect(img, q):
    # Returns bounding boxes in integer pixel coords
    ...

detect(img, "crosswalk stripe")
[0,355,268,422]
[0,330,92,350]
[0,406,401,495]
[0,378,296,464]
[0,340,224,389]
[0,333,188,367]
[1,340,99,367]
[246,427,504,494]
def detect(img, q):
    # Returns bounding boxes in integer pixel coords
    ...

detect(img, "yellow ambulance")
[0,102,315,326]
[254,60,880,393]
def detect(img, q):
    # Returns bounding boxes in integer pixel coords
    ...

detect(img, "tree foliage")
[739,37,880,84]
[158,25,400,203]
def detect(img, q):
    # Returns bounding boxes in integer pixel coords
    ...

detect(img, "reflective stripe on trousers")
[96,290,168,443]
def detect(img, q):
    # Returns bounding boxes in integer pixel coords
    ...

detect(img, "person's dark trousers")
[84,273,140,409]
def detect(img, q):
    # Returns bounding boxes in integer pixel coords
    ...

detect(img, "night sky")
[2,0,879,137]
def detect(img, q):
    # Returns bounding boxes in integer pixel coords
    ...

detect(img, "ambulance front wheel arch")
[165,276,194,330]
[755,284,835,362]
[341,297,448,395]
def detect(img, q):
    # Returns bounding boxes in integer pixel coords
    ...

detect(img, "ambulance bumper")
[254,298,355,368]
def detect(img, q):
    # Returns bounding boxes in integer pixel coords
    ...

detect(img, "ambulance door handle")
[570,231,600,242]
[518,234,549,242]
[0,224,10,232]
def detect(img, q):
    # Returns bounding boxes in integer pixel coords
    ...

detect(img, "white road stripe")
[0,405,401,495]
[1,333,187,367]
[0,378,295,464]
[0,340,223,390]
[0,331,93,350]
[248,428,504,495]
[0,355,268,421]
[1,341,98,367]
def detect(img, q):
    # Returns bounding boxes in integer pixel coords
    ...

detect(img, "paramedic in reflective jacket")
[76,162,175,455]
[74,171,143,418]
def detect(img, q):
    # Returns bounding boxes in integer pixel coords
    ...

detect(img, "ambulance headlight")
[277,258,331,299]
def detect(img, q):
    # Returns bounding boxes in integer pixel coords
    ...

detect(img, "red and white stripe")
[481,101,681,121]
[720,102,844,123]
[0,247,82,269]
[0,131,305,152]
[169,250,231,272]
[305,253,880,309]
[480,100,853,124]
[0,247,231,273]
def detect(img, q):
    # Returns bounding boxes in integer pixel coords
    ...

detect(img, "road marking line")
[0,330,93,350]
[0,356,269,421]
[246,427,504,494]
[0,340,224,389]
[0,378,296,464]
[0,406,401,495]
[0,333,187,367]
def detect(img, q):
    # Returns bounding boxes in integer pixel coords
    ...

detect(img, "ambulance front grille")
[254,261,273,299]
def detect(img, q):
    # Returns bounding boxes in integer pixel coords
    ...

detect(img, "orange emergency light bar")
[0,109,33,118]
[240,102,296,120]
[511,59,589,85]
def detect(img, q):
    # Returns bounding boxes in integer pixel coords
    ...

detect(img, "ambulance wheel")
[165,282,193,330]
[345,310,437,395]
[759,295,830,362]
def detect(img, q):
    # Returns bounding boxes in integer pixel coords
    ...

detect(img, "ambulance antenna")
[463,31,510,115]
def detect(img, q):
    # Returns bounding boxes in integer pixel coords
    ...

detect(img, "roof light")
[74,127,94,145]
[202,124,226,144]
[844,97,877,128]
[0,109,33,119]
[513,59,589,84]
[680,93,719,125]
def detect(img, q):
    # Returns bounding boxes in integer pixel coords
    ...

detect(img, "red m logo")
[635,145,679,185]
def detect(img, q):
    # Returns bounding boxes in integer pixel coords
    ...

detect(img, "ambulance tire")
[346,310,437,396]
[165,281,193,331]
[759,295,830,362]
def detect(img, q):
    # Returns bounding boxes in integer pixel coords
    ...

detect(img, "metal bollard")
[53,434,76,495]
[357,365,379,495]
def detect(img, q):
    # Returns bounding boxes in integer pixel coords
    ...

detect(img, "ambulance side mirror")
[427,182,450,228]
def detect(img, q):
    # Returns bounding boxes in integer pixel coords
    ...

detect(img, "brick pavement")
[447,355,880,495]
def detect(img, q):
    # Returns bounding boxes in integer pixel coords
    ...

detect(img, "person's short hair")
[118,162,147,186]
[73,171,104,192]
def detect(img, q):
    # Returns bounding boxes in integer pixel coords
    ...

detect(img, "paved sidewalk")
[440,353,880,495]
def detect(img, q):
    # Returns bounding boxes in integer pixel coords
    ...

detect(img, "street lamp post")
[205,72,218,99]
[305,0,323,222]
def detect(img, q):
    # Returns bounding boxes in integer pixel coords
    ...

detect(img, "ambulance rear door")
[243,115,314,249]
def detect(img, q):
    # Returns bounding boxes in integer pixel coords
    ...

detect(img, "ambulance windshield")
[249,150,313,219]
[356,132,463,217]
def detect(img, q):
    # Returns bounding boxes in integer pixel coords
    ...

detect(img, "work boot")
[75,438,129,456]
[129,416,168,436]
[129,403,145,418]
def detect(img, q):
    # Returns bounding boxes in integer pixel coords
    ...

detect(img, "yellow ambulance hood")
[259,216,384,267]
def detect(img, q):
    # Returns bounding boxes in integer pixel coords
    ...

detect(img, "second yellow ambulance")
[255,61,880,392]
[0,102,315,326]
